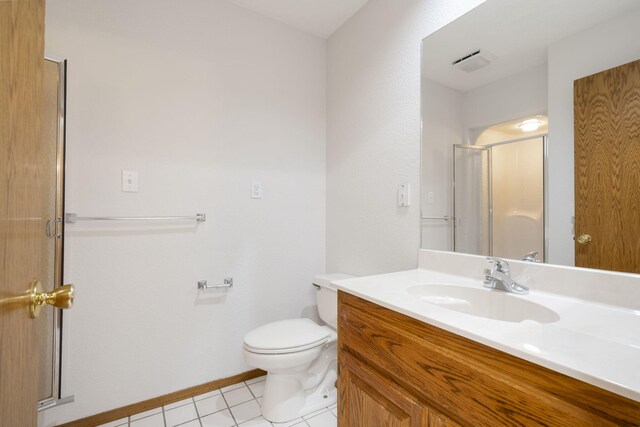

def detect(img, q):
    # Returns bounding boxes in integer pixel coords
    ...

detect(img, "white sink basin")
[407,284,559,324]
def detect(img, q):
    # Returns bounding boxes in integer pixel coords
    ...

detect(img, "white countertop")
[333,250,640,402]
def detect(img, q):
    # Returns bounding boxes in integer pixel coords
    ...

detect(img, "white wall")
[326,0,486,276]
[421,79,462,251]
[463,64,548,141]
[547,8,640,266]
[41,0,326,423]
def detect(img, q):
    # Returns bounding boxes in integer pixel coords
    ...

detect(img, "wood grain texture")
[0,0,46,425]
[429,410,461,427]
[339,352,427,427]
[338,291,640,426]
[574,59,640,273]
[57,369,265,427]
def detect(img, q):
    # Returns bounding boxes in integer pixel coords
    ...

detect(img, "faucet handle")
[482,268,495,287]
[486,257,510,273]
[522,251,540,262]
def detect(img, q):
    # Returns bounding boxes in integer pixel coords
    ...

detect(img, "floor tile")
[272,418,304,426]
[220,381,245,392]
[302,408,327,420]
[165,402,199,426]
[130,407,162,421]
[230,399,261,424]
[194,389,221,401]
[290,422,308,427]
[245,376,267,385]
[305,411,336,427]
[328,406,337,417]
[195,394,228,417]
[175,421,200,427]
[164,397,194,411]
[248,381,265,398]
[257,397,263,407]
[200,409,236,427]
[240,416,272,426]
[223,386,254,406]
[130,412,165,427]
[97,418,129,427]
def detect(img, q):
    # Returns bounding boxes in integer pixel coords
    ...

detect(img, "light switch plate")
[397,183,410,207]
[122,170,138,192]
[251,181,262,199]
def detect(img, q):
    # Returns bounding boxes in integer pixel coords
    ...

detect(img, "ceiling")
[224,0,369,39]
[421,0,640,92]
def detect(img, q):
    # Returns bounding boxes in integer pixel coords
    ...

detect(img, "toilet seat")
[244,318,330,355]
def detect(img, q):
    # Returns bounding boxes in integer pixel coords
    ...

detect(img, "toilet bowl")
[243,273,353,423]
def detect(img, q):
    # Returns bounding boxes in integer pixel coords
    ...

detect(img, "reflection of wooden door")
[574,59,640,273]
[0,0,46,425]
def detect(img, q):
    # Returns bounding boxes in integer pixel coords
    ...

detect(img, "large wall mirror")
[421,0,640,273]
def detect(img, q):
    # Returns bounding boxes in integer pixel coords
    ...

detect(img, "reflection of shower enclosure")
[453,136,546,260]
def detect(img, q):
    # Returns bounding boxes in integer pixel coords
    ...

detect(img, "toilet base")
[261,359,337,423]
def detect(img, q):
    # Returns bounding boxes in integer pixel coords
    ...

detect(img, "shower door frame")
[38,56,70,411]
[452,134,548,261]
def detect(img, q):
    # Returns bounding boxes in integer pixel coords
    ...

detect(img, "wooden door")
[0,0,46,425]
[574,59,640,273]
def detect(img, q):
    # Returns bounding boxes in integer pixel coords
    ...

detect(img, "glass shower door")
[453,136,546,260]
[453,145,491,255]
[490,137,545,260]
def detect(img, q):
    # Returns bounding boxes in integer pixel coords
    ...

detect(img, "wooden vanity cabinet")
[338,292,640,426]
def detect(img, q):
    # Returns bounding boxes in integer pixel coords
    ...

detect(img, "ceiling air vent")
[452,50,495,73]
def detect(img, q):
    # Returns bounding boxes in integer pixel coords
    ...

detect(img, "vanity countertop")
[333,250,640,402]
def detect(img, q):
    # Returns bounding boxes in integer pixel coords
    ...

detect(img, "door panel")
[574,59,640,273]
[339,353,427,427]
[0,0,46,425]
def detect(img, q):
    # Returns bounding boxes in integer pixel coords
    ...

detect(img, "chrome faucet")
[483,257,529,295]
[522,251,541,263]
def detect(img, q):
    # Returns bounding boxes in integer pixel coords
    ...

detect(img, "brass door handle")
[29,281,74,318]
[576,234,592,245]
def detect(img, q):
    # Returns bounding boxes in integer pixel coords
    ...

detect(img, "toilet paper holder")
[198,278,233,290]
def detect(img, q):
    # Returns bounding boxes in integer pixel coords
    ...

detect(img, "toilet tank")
[313,274,354,329]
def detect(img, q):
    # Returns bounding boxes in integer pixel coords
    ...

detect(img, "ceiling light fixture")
[518,118,544,132]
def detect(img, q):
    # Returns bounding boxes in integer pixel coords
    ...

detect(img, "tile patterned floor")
[98,376,338,427]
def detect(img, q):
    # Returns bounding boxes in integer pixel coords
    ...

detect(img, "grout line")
[219,389,239,426]
[192,396,204,427]
[244,381,257,400]
[161,404,167,427]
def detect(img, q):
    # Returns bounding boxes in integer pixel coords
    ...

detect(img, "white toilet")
[243,273,353,423]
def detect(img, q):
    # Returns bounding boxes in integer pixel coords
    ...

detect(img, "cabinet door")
[339,353,427,427]
[429,409,462,427]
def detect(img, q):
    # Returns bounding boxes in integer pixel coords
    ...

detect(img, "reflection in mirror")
[421,0,640,273]
[453,133,545,261]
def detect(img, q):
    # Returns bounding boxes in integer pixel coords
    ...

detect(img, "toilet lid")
[244,318,330,353]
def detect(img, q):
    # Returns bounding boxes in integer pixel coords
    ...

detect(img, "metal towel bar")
[198,278,233,290]
[421,215,453,221]
[65,213,206,224]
